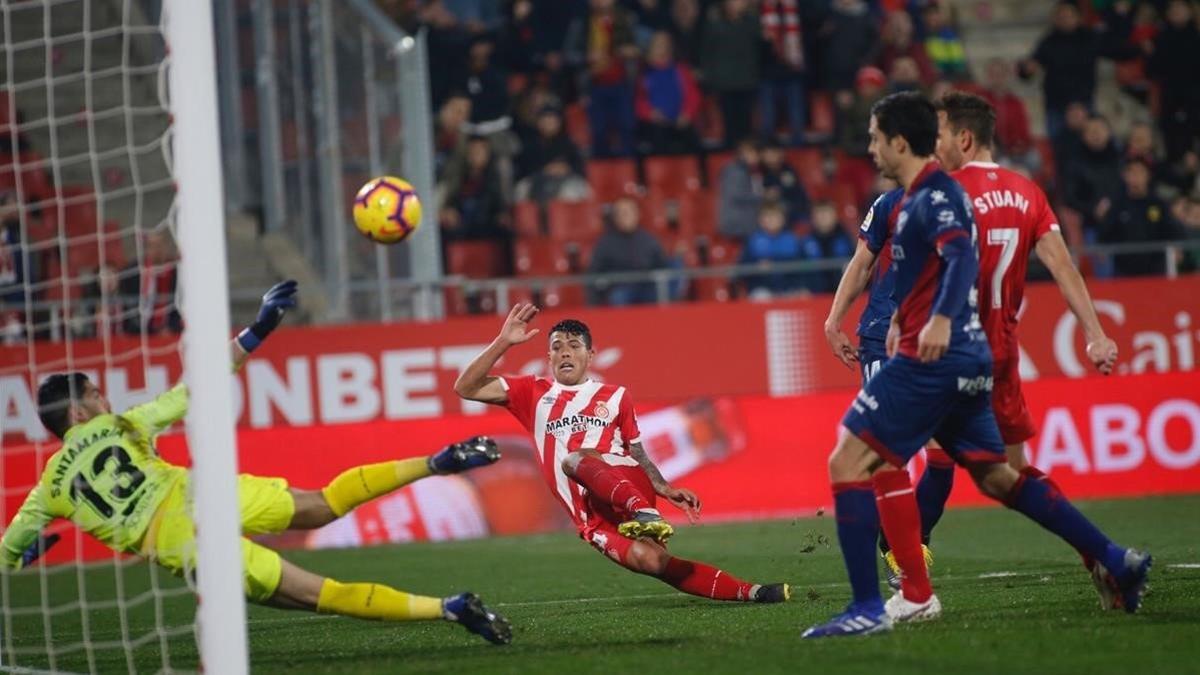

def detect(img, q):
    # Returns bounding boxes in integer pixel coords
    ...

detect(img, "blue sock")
[833,482,883,610]
[916,464,955,545]
[1008,475,1123,572]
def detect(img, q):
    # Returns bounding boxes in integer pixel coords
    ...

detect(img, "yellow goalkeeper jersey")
[1,384,190,569]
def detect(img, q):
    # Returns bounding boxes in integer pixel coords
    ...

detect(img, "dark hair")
[871,91,938,157]
[549,319,593,349]
[38,372,90,439]
[937,91,996,149]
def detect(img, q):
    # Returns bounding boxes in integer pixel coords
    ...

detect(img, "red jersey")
[498,376,643,527]
[951,161,1058,361]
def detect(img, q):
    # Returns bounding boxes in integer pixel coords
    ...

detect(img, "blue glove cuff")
[236,327,262,353]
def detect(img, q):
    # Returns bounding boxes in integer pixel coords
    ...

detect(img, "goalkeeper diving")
[0,280,512,645]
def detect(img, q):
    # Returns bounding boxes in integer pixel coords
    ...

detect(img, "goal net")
[1,0,244,672]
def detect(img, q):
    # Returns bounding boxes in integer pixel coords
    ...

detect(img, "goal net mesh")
[2,0,208,671]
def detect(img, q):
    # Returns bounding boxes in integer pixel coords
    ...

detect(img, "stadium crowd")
[386,0,1200,309]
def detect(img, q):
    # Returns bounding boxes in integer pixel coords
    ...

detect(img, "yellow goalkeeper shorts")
[148,474,296,603]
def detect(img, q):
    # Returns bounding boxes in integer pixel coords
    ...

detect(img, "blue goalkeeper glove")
[21,533,61,568]
[236,280,298,353]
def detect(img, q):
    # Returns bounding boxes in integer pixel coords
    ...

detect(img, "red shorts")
[578,465,658,565]
[992,355,1036,445]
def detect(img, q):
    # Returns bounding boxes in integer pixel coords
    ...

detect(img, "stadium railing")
[4,239,1196,343]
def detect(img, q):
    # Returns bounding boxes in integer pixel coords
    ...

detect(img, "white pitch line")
[242,569,1061,628]
[1167,563,1200,569]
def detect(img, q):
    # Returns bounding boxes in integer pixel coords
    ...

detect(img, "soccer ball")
[352,176,422,244]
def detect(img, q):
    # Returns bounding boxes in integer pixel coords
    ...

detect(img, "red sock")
[659,557,756,601]
[873,469,933,603]
[1019,465,1092,568]
[572,456,652,514]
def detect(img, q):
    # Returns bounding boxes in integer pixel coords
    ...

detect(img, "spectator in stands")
[979,58,1039,175]
[83,264,123,339]
[442,0,501,33]
[565,0,639,158]
[700,0,762,148]
[1063,114,1123,235]
[760,140,811,225]
[922,2,966,80]
[877,10,936,89]
[669,0,703,66]
[1147,0,1200,163]
[819,0,878,93]
[1175,193,1200,273]
[632,0,673,40]
[515,105,590,203]
[122,229,181,336]
[497,0,545,75]
[799,200,854,293]
[1022,1,1110,141]
[458,35,518,193]
[434,93,471,181]
[835,66,887,207]
[739,200,804,298]
[1099,158,1182,277]
[0,191,28,341]
[634,32,703,156]
[439,136,512,244]
[759,0,807,146]
[588,197,671,305]
[718,138,765,239]
[887,56,924,94]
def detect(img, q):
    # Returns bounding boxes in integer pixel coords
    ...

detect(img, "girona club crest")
[594,402,610,419]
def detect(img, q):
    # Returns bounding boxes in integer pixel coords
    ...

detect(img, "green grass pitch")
[5,495,1199,674]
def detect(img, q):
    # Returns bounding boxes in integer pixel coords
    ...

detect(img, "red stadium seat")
[786,147,828,195]
[546,199,604,241]
[446,240,509,279]
[676,191,717,236]
[642,156,701,197]
[830,182,861,227]
[703,236,742,267]
[809,91,835,136]
[692,276,733,303]
[0,152,54,204]
[564,103,591,155]
[587,159,637,203]
[705,151,734,186]
[514,239,570,276]
[540,283,586,309]
[513,201,542,238]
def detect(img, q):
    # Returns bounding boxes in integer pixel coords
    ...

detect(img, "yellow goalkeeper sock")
[320,458,431,517]
[316,579,443,621]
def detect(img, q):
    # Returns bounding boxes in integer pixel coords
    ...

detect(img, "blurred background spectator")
[761,140,810,225]
[567,0,640,158]
[634,32,703,158]
[124,230,181,336]
[739,199,803,298]
[515,106,590,203]
[819,0,878,95]
[921,2,967,80]
[718,138,765,239]
[759,0,807,146]
[700,0,762,148]
[1099,158,1182,277]
[1062,114,1122,236]
[439,136,513,247]
[876,10,936,89]
[1146,0,1200,164]
[799,200,853,293]
[588,197,671,305]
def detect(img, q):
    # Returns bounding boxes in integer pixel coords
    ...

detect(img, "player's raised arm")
[454,303,541,404]
[1034,230,1118,374]
[825,239,879,368]
[231,280,299,372]
[919,205,978,364]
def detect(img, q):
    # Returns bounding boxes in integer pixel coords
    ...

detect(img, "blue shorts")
[858,338,888,385]
[842,351,1006,468]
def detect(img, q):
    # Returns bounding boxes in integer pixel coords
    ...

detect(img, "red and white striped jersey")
[498,376,643,525]
[951,161,1058,361]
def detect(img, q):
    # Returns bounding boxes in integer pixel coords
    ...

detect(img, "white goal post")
[163,0,249,672]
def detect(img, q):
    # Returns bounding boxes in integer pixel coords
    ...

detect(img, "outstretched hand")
[498,303,540,346]
[1086,337,1118,375]
[660,486,702,524]
[824,322,858,370]
[21,532,61,568]
[255,280,299,333]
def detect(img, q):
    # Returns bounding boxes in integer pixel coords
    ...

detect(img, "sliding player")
[2,281,512,645]
[455,305,789,604]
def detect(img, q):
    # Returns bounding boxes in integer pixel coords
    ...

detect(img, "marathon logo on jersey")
[851,389,880,413]
[546,413,609,437]
[956,375,994,395]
